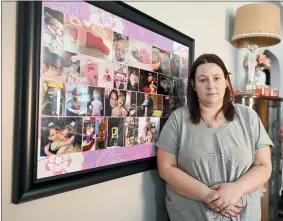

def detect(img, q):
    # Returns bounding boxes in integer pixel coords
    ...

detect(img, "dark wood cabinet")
[234,95,283,221]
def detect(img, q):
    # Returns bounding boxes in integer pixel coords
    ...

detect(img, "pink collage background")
[37,1,190,179]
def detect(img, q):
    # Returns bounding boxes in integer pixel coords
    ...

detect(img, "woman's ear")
[191,79,194,88]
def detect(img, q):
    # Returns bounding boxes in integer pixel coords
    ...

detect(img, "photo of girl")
[124,117,138,147]
[97,60,114,89]
[170,53,181,77]
[40,117,83,156]
[137,93,163,117]
[107,118,124,148]
[43,7,64,53]
[63,14,113,60]
[95,117,107,150]
[65,84,87,116]
[42,47,84,85]
[151,46,171,75]
[41,81,65,116]
[111,91,129,117]
[82,117,96,152]
[139,70,157,94]
[87,87,105,116]
[138,117,160,144]
[113,32,129,64]
[128,38,151,70]
[127,67,139,91]
[113,63,128,90]
[77,55,99,86]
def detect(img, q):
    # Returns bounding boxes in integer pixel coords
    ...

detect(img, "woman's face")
[110,92,118,108]
[194,63,227,106]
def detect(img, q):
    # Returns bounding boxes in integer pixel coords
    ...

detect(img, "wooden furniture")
[234,95,283,221]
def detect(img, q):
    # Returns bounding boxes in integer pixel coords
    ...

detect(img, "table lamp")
[231,3,281,93]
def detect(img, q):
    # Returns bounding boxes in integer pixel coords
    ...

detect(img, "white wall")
[3,1,271,221]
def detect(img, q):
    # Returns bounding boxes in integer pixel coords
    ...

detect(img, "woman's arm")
[235,146,272,195]
[157,148,211,201]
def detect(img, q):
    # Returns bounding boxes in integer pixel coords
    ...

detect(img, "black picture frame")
[12,1,195,204]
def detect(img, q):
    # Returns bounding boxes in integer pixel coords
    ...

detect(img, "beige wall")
[3,1,268,221]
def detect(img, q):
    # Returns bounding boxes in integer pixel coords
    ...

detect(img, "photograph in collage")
[95,117,107,150]
[180,57,189,81]
[97,59,114,88]
[86,86,105,116]
[113,62,128,90]
[127,66,139,91]
[138,117,160,144]
[43,7,64,52]
[65,83,88,116]
[107,118,124,148]
[137,93,162,117]
[139,70,157,94]
[79,55,99,86]
[152,46,171,75]
[82,117,96,152]
[170,53,181,78]
[40,117,83,157]
[64,14,113,60]
[162,96,185,118]
[41,81,65,116]
[112,32,129,64]
[128,38,152,71]
[157,74,173,95]
[124,117,139,146]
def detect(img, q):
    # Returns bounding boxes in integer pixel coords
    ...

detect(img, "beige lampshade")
[232,3,281,48]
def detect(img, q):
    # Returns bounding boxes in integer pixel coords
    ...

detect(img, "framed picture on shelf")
[12,1,195,204]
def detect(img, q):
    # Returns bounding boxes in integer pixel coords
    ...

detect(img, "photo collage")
[39,6,189,157]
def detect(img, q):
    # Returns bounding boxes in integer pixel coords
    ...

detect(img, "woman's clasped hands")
[202,183,245,218]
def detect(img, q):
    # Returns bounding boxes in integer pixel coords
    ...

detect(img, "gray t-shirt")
[156,103,273,221]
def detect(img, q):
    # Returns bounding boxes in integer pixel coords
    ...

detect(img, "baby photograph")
[128,38,152,71]
[63,14,113,60]
[65,83,88,116]
[86,86,105,116]
[112,32,129,64]
[97,59,114,89]
[113,62,128,90]
[127,66,140,91]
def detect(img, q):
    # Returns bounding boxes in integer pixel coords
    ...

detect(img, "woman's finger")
[203,192,219,205]
[222,210,238,218]
[208,198,223,210]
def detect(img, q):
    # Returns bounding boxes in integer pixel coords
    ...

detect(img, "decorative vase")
[255,67,266,86]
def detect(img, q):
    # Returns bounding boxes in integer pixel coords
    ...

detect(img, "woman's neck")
[199,101,224,121]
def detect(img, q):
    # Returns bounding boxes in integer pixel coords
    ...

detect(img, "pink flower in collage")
[37,153,84,179]
[88,7,124,33]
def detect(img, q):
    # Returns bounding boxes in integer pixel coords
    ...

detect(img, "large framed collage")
[12,1,195,203]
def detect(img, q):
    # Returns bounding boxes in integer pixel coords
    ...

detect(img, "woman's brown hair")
[187,54,235,124]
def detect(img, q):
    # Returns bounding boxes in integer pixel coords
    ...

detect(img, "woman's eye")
[215,77,220,81]
[200,79,206,83]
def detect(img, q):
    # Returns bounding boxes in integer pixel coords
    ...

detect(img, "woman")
[156,54,273,221]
